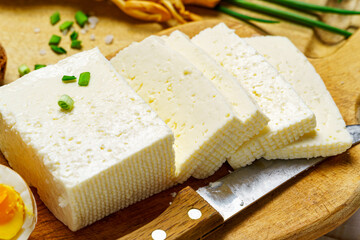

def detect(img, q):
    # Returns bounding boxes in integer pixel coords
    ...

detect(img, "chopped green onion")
[217,5,280,23]
[226,0,352,38]
[71,40,82,49]
[78,72,90,86]
[50,45,67,54]
[49,34,61,45]
[62,75,77,82]
[34,64,46,70]
[58,94,74,110]
[75,11,88,27]
[264,0,360,15]
[50,11,60,25]
[70,31,78,40]
[18,64,30,77]
[59,21,73,31]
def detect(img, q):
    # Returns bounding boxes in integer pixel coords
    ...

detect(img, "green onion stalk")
[223,0,352,38]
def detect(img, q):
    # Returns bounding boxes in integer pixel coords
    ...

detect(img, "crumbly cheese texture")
[162,31,269,178]
[111,36,245,181]
[192,23,316,168]
[245,36,352,159]
[0,48,175,231]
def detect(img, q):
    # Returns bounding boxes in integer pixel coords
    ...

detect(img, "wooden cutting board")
[0,19,360,239]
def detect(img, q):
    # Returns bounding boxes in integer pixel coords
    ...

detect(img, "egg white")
[0,164,37,240]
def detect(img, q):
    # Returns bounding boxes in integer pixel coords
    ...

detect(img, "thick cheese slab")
[245,36,352,159]
[192,23,316,168]
[0,48,175,231]
[111,36,246,181]
[162,31,269,178]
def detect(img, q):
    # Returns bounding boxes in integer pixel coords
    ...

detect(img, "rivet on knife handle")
[118,186,224,240]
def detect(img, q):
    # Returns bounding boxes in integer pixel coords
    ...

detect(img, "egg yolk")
[0,184,25,240]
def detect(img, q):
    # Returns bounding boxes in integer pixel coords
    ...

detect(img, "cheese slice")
[245,36,352,159]
[192,23,316,168]
[162,30,269,178]
[111,36,247,181]
[0,48,175,231]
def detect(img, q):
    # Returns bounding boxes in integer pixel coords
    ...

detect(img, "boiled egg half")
[0,164,37,240]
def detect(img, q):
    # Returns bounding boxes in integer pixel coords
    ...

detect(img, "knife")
[119,125,360,240]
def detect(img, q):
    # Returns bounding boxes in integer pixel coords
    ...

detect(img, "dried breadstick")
[182,0,220,8]
[316,0,357,44]
[112,0,172,22]
[112,0,202,23]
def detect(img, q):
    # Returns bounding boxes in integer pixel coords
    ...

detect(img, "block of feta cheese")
[245,36,352,159]
[162,30,269,178]
[192,23,316,169]
[0,48,175,231]
[111,36,247,182]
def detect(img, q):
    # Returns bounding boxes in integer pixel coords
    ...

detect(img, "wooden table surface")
[1,1,360,239]
[0,0,353,85]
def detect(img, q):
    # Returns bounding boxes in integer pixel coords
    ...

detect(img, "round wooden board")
[1,18,360,239]
[160,20,360,240]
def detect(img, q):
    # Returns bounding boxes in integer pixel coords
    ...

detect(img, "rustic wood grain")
[0,0,351,85]
[0,43,6,85]
[118,187,223,240]
[0,15,359,240]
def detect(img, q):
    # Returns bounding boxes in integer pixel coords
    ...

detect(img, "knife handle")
[118,186,224,240]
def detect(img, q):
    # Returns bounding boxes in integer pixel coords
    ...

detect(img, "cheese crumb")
[105,35,114,45]
[34,27,40,33]
[58,196,68,208]
[90,34,96,41]
[209,181,222,188]
[170,192,177,198]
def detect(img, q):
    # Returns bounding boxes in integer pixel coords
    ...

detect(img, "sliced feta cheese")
[192,23,316,168]
[162,31,269,178]
[111,36,247,182]
[245,36,352,159]
[0,48,175,231]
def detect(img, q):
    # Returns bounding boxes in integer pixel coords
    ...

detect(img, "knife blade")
[119,125,360,240]
[197,124,360,222]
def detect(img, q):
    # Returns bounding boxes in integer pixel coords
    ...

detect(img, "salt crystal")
[88,16,99,29]
[39,49,46,56]
[88,16,99,25]
[105,35,114,45]
[34,27,40,33]
[62,29,69,36]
